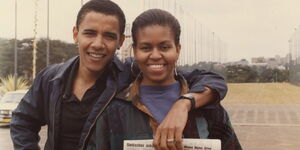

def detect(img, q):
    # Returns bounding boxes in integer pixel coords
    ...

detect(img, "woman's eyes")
[140,47,151,51]
[138,45,171,51]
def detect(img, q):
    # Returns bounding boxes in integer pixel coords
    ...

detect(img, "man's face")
[73,11,125,74]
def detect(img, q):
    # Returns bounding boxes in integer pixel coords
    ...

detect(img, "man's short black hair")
[76,0,126,35]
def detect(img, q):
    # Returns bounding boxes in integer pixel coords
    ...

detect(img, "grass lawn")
[222,83,300,104]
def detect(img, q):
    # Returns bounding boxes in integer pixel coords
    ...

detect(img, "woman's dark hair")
[76,0,126,35]
[131,9,181,46]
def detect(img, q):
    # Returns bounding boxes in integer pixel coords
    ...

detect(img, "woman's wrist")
[177,98,192,111]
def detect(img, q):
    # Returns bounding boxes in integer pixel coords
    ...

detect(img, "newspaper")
[123,139,221,150]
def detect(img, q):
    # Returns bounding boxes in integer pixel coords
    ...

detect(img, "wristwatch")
[179,93,196,110]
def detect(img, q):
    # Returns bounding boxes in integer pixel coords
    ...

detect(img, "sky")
[1,0,300,62]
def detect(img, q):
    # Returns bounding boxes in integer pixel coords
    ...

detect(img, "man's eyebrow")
[82,29,96,32]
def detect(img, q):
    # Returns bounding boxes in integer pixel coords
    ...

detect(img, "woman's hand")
[153,88,214,150]
[153,99,190,150]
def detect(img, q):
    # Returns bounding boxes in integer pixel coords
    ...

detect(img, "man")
[10,0,227,150]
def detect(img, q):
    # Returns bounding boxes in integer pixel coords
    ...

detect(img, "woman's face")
[134,25,180,86]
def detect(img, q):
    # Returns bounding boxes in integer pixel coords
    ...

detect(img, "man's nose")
[91,35,105,50]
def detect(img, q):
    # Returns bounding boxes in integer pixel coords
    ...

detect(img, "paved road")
[223,104,300,150]
[1,104,300,150]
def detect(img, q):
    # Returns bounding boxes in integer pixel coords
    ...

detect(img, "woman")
[87,9,242,150]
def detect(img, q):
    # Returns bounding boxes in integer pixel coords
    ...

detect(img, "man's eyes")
[83,31,95,35]
[104,34,117,40]
[161,45,171,50]
[82,32,117,40]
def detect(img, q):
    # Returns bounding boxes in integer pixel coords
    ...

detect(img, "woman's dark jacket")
[86,75,242,150]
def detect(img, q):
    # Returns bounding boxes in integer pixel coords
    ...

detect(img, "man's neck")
[72,66,105,101]
[78,68,103,84]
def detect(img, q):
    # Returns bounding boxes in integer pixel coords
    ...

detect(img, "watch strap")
[179,94,196,110]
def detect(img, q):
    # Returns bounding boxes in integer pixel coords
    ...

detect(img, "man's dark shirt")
[57,60,108,150]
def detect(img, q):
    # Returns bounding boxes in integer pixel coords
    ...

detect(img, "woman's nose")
[149,48,162,59]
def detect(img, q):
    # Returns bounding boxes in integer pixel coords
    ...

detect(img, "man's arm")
[182,69,227,104]
[10,68,51,150]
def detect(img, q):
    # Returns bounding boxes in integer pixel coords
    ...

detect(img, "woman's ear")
[176,44,181,58]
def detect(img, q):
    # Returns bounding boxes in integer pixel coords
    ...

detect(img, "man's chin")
[87,66,106,74]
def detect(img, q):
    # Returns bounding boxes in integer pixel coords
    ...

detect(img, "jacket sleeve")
[180,69,228,102]
[10,67,53,150]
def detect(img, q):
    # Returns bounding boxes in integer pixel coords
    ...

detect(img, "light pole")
[14,0,18,90]
[32,0,38,79]
[46,0,50,66]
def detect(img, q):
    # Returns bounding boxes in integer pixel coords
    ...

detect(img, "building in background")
[251,55,288,70]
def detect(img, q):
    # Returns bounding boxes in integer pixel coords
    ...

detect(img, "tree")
[0,38,78,80]
[260,68,289,82]
[225,65,259,83]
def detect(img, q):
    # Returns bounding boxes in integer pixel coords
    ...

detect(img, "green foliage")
[260,68,289,82]
[289,64,300,85]
[225,65,259,83]
[0,39,15,77]
[0,38,78,80]
[178,62,226,78]
[0,75,29,94]
[179,62,289,83]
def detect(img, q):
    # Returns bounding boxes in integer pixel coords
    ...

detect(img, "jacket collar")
[51,56,79,81]
[51,55,124,81]
[111,55,124,72]
[124,74,189,134]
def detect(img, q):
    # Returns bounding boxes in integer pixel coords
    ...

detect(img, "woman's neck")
[140,77,176,86]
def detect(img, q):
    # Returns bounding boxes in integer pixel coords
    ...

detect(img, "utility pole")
[14,0,18,90]
[32,0,38,79]
[194,19,197,64]
[46,0,50,66]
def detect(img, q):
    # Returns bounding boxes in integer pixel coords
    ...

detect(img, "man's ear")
[73,26,79,43]
[118,34,125,49]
